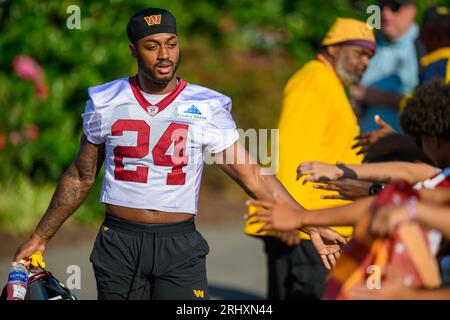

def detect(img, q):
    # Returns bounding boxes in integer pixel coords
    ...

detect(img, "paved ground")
[0,222,267,300]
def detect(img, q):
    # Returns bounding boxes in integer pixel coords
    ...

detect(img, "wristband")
[369,183,384,195]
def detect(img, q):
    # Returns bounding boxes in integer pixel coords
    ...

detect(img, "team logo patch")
[177,103,208,120]
[147,106,159,116]
[144,15,161,26]
[193,289,204,298]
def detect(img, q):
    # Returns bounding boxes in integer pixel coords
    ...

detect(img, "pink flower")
[12,55,48,100]
[12,55,43,81]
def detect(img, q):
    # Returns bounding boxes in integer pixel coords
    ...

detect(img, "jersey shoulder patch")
[181,84,235,129]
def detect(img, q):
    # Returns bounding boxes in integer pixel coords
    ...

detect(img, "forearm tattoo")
[34,135,105,240]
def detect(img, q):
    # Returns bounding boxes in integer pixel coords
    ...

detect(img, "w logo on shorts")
[144,15,161,26]
[193,289,204,298]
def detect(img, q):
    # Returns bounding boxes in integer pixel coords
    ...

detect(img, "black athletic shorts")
[89,213,210,300]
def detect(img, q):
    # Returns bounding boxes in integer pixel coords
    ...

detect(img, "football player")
[12,8,345,300]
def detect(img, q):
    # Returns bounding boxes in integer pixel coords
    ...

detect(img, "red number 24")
[111,120,189,185]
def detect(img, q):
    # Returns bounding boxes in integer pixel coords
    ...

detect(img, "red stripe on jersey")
[129,75,187,115]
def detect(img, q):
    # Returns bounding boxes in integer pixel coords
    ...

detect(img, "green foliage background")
[0,0,441,233]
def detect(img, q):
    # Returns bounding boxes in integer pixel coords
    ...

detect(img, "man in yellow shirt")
[262,18,376,299]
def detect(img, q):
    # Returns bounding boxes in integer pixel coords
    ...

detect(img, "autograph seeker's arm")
[245,195,374,232]
[420,188,450,205]
[218,142,347,269]
[13,135,105,267]
[350,86,404,111]
[371,201,450,240]
[244,182,450,233]
[297,161,436,185]
[311,178,373,201]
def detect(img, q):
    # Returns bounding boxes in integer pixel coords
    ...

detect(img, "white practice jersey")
[82,76,239,214]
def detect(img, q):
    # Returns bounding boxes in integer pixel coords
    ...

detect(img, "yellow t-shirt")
[245,59,363,239]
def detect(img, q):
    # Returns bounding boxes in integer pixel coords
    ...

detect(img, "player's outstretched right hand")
[12,234,47,269]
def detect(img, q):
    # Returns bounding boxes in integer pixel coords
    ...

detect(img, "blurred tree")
[0,0,437,229]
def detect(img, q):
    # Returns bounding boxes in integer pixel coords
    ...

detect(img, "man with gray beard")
[245,17,376,300]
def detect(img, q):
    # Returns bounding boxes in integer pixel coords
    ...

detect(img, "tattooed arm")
[12,135,105,267]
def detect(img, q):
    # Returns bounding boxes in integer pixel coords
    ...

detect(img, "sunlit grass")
[0,175,103,235]
[0,175,54,234]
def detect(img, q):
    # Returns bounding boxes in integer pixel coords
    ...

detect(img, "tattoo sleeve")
[34,135,105,241]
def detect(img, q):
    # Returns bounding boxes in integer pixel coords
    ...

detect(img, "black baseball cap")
[422,5,450,25]
[127,8,177,43]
